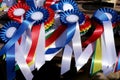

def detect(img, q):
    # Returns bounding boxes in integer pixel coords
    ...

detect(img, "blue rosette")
[92,7,118,24]
[0,21,20,80]
[0,21,20,43]
[60,9,85,25]
[51,0,79,11]
[25,7,49,25]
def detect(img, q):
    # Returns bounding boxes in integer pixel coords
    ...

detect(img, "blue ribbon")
[0,21,20,80]
[6,45,15,80]
[51,0,79,11]
[93,7,117,24]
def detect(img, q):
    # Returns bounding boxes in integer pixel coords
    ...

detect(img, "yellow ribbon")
[91,38,102,75]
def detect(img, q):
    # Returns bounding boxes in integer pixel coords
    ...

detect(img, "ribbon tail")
[102,21,117,75]
[90,38,102,75]
[61,44,73,75]
[15,42,33,80]
[6,45,16,80]
[35,23,45,70]
[72,22,82,71]
[76,43,93,71]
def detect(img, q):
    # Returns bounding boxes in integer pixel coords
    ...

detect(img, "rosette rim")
[93,7,117,24]
[25,7,49,25]
[60,9,85,25]
[0,21,20,42]
[8,3,30,23]
[58,0,79,11]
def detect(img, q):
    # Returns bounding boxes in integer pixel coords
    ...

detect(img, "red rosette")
[44,7,55,30]
[8,3,30,23]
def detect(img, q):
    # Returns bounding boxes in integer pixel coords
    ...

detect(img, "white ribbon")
[61,44,73,75]
[35,23,45,70]
[15,42,33,80]
[72,22,82,71]
[102,21,117,75]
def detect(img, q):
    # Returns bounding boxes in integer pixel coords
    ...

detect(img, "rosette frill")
[90,8,118,75]
[8,3,30,23]
[0,21,20,42]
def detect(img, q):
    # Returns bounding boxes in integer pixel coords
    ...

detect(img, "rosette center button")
[66,14,79,23]
[63,3,73,11]
[31,12,43,21]
[6,27,17,38]
[13,8,26,16]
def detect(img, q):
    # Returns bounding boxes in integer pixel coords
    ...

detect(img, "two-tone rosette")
[58,10,93,74]
[90,8,117,76]
[25,7,55,72]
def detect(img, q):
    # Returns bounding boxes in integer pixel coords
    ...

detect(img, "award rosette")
[58,9,93,74]
[90,8,118,75]
[0,21,20,80]
[8,3,30,23]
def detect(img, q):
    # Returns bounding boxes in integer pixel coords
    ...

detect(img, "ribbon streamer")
[90,8,117,75]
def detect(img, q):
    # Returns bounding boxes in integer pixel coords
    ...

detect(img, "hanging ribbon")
[0,21,20,80]
[90,8,117,75]
[26,7,55,70]
[90,38,102,75]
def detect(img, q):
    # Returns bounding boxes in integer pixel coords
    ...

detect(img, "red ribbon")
[82,21,104,47]
[46,25,66,47]
[26,25,41,64]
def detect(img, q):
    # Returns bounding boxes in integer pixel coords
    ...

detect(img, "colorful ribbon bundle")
[0,0,120,80]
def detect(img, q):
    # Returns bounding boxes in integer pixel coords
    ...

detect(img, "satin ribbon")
[25,7,55,70]
[90,8,117,75]
[90,38,102,75]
